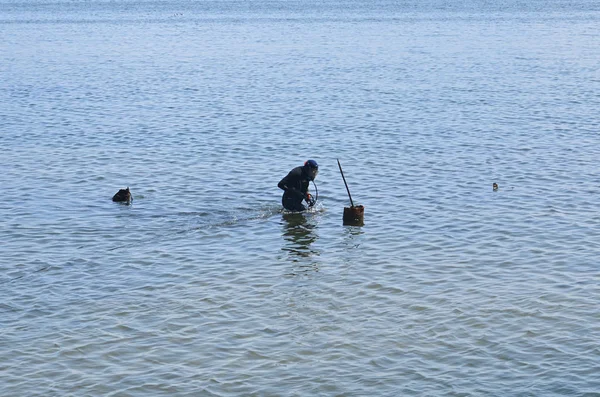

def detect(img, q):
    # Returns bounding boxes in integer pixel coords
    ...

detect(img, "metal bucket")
[343,205,364,226]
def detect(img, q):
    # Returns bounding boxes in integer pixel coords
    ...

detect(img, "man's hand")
[306,193,315,207]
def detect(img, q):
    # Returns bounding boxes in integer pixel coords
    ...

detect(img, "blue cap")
[304,159,318,169]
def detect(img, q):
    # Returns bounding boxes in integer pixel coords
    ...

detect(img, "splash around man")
[278,160,318,212]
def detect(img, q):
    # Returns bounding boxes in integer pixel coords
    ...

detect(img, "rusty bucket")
[338,159,365,227]
[343,205,364,226]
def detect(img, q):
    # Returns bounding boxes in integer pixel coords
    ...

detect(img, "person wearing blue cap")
[278,160,319,212]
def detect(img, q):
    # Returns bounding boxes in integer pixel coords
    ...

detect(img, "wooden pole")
[337,159,355,207]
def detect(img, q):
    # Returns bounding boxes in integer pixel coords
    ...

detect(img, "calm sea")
[1,0,599,395]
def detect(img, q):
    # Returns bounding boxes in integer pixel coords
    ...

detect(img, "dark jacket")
[278,166,310,211]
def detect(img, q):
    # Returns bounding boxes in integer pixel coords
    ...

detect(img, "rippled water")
[1,0,600,395]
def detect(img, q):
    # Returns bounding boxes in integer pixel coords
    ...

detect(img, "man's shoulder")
[288,166,304,176]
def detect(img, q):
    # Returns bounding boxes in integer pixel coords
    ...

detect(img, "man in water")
[278,160,318,212]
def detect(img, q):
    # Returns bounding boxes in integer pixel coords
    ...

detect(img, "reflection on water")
[281,213,320,273]
[339,224,364,271]
[344,224,364,242]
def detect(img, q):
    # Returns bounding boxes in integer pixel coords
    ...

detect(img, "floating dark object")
[337,159,364,226]
[343,205,364,226]
[112,187,132,204]
[493,183,498,191]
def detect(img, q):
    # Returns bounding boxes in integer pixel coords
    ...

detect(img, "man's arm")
[278,170,304,200]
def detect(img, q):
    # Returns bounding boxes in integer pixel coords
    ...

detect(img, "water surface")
[1,1,599,395]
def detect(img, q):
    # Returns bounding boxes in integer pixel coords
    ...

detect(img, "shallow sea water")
[1,1,600,395]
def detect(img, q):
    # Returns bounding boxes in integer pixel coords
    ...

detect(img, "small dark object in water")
[343,205,364,226]
[112,187,132,204]
[493,183,499,191]
[337,159,364,226]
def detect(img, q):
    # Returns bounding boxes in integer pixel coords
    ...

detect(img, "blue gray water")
[1,1,599,395]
